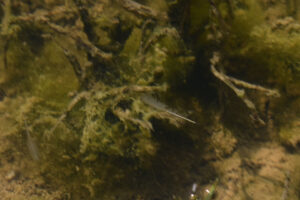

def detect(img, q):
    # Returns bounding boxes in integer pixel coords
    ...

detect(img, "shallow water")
[0,0,299,199]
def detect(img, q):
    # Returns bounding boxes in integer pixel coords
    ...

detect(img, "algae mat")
[0,107,299,200]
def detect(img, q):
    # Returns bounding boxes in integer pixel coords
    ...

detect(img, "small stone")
[5,170,17,181]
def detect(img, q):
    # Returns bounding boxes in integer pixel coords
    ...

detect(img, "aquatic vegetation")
[0,0,299,199]
[0,0,199,198]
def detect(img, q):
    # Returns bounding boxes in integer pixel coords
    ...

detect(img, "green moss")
[2,30,78,106]
[232,0,264,35]
[120,27,142,57]
[3,38,36,93]
[189,0,210,34]
[218,0,300,93]
[146,0,168,13]
[31,41,79,105]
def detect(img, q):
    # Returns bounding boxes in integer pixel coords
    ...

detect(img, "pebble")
[5,170,17,181]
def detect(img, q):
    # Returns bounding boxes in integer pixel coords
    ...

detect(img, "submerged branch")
[46,22,113,62]
[12,9,112,62]
[210,52,280,126]
[210,52,280,98]
[227,75,280,97]
[119,0,158,19]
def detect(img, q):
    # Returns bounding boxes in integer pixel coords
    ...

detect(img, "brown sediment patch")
[211,141,299,200]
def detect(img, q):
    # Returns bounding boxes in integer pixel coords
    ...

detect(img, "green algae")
[0,0,201,198]
[0,0,299,199]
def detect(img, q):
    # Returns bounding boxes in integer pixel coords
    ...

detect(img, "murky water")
[0,0,299,199]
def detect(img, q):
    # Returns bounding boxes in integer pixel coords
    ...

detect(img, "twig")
[210,52,280,98]
[12,9,112,62]
[119,0,161,20]
[46,22,113,62]
[94,85,166,100]
[49,91,90,134]
[13,6,77,24]
[142,27,180,53]
[138,19,155,55]
[226,76,280,97]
